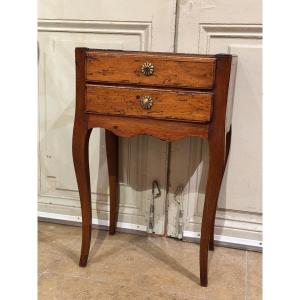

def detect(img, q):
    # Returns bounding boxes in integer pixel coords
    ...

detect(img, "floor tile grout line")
[245,250,248,300]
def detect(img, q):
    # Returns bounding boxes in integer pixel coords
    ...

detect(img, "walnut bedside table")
[72,48,237,286]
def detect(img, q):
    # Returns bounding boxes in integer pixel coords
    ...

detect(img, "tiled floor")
[38,221,262,300]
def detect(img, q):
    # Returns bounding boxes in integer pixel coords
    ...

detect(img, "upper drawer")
[85,85,213,123]
[86,51,216,89]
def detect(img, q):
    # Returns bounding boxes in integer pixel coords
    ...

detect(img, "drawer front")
[86,51,216,89]
[85,85,213,123]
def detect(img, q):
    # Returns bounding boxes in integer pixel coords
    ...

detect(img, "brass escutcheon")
[140,96,153,109]
[141,61,154,76]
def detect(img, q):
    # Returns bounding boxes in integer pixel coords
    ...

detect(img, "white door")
[38,0,177,234]
[167,0,262,246]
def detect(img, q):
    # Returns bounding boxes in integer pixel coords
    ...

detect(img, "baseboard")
[183,230,262,252]
[38,211,262,251]
[38,211,147,232]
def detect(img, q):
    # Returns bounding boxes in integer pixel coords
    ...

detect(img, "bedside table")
[72,48,237,286]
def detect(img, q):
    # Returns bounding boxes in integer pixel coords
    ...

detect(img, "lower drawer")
[85,85,213,123]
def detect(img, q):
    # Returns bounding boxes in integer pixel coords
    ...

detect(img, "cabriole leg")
[209,127,232,251]
[105,130,119,235]
[72,124,92,267]
[200,135,225,286]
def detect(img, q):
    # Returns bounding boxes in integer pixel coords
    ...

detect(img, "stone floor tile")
[38,222,261,300]
[246,251,262,300]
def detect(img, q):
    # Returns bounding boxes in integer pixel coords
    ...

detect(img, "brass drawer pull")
[140,96,153,109]
[141,61,154,76]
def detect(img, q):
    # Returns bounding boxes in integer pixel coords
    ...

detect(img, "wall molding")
[38,19,152,51]
[39,193,144,217]
[198,23,262,53]
[188,207,262,233]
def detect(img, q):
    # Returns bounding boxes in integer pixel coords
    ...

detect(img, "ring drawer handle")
[140,96,153,109]
[141,61,154,76]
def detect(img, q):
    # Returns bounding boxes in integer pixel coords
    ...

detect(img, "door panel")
[167,0,262,243]
[38,0,177,234]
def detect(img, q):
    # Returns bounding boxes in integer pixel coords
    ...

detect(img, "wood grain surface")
[86,50,216,89]
[85,84,213,122]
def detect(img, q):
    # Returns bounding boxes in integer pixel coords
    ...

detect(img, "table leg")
[72,125,92,267]
[105,130,119,235]
[200,134,226,286]
[209,127,232,251]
